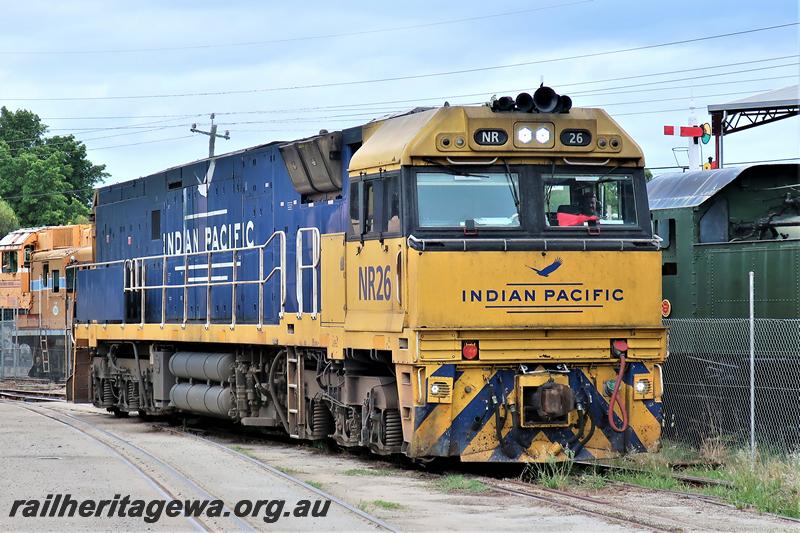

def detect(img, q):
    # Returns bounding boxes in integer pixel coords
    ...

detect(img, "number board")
[560,129,592,147]
[473,129,508,146]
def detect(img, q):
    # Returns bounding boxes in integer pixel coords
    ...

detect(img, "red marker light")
[462,342,479,360]
[612,339,628,354]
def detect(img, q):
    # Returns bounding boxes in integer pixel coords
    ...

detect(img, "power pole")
[190,113,230,157]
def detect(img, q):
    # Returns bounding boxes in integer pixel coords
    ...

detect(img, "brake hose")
[608,355,629,432]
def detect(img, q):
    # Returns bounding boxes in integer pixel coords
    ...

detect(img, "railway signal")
[664,121,713,170]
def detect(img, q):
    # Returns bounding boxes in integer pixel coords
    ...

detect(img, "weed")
[343,468,395,477]
[306,480,324,490]
[311,440,331,452]
[614,444,800,518]
[577,472,607,490]
[229,445,258,459]
[525,456,574,489]
[275,465,304,475]
[434,474,489,493]
[358,500,404,512]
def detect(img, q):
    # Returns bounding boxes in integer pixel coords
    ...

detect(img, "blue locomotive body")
[77,136,357,325]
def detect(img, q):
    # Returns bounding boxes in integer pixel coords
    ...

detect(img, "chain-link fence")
[662,318,800,454]
[0,316,32,379]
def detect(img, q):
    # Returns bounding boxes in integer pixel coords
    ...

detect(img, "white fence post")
[749,271,756,463]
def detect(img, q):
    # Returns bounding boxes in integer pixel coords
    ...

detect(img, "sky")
[0,0,798,184]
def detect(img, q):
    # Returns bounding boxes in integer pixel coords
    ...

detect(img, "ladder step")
[286,358,298,363]
[287,384,297,389]
[289,433,300,438]
[288,408,299,414]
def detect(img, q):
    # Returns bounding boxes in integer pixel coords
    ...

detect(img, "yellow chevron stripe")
[414,367,486,452]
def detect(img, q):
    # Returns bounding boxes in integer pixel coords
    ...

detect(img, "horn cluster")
[491,85,572,114]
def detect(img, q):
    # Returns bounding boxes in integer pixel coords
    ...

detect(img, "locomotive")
[71,87,666,462]
[0,224,92,379]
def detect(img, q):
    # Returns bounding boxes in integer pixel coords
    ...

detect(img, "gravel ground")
[3,401,797,532]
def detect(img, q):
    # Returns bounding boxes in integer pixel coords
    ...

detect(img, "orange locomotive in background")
[0,225,91,379]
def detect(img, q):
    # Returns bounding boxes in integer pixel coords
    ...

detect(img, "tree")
[0,107,46,156]
[0,108,107,227]
[0,198,19,237]
[644,168,654,182]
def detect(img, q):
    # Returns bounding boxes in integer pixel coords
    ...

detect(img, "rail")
[78,230,289,329]
[407,234,661,252]
[295,227,320,319]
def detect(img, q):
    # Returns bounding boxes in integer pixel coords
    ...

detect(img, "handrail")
[296,227,321,319]
[407,233,660,252]
[81,231,287,328]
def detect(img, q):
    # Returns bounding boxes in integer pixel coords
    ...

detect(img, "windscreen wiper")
[503,159,520,210]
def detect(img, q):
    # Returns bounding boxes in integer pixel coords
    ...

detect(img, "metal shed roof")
[647,163,799,210]
[0,227,44,250]
[707,85,799,113]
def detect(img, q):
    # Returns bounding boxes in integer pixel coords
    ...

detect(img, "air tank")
[168,352,234,382]
[169,383,233,417]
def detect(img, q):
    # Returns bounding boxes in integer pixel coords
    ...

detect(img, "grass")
[358,500,405,512]
[343,467,396,477]
[613,442,800,518]
[306,480,324,490]
[524,456,575,489]
[434,474,489,493]
[513,440,799,518]
[576,471,607,490]
[229,445,258,459]
[275,465,304,475]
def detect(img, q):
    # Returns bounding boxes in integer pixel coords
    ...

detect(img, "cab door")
[344,173,406,333]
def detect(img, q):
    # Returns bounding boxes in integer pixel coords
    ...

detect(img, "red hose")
[608,355,629,432]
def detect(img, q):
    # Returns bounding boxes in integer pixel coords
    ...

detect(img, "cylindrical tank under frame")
[169,383,234,418]
[167,351,236,418]
[168,351,235,382]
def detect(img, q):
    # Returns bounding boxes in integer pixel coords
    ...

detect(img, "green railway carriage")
[647,163,800,449]
[648,163,800,319]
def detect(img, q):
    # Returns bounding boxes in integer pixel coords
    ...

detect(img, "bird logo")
[528,257,563,277]
[195,159,216,198]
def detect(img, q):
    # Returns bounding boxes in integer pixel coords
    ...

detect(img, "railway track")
[479,478,683,532]
[3,401,397,532]
[573,460,734,488]
[153,424,401,532]
[0,388,65,402]
[148,416,800,531]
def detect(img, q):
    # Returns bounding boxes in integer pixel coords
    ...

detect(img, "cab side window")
[348,173,401,240]
[1,251,17,273]
[349,182,361,235]
[382,175,401,234]
[364,181,375,235]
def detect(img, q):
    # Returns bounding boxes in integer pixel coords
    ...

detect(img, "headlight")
[513,122,554,148]
[430,383,440,395]
[635,379,650,393]
[535,127,550,144]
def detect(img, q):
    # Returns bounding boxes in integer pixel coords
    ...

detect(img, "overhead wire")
[1,22,796,101]
[0,0,593,55]
[36,54,799,121]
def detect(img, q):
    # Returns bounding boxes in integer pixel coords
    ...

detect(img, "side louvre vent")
[280,131,343,195]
